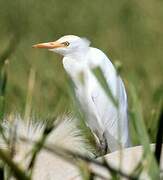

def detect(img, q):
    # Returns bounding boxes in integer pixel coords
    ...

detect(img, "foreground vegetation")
[0,0,162,179]
[0,52,162,179]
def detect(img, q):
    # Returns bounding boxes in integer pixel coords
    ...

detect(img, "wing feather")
[90,50,129,148]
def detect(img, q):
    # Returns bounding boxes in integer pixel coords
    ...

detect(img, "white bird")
[33,35,130,153]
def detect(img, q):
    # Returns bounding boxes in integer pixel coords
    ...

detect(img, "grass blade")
[128,83,159,179]
[92,67,118,107]
[24,68,36,123]
[0,149,30,180]
[155,106,163,165]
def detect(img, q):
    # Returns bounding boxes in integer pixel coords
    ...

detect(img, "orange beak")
[32,41,64,49]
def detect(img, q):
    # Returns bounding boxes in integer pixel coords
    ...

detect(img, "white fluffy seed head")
[0,115,94,179]
[1,114,94,158]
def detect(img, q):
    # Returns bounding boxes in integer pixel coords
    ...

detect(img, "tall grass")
[0,0,162,179]
[0,0,162,122]
[0,45,162,179]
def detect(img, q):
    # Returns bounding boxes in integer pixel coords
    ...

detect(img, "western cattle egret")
[33,35,130,153]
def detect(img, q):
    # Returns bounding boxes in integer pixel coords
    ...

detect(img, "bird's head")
[33,35,90,57]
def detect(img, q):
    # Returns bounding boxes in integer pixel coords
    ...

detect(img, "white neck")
[64,47,90,62]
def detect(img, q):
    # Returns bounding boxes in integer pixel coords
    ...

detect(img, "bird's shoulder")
[88,47,115,72]
[89,47,108,62]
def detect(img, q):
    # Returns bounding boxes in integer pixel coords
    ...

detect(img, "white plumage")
[33,35,130,153]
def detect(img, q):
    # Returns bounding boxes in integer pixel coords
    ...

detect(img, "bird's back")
[90,48,130,149]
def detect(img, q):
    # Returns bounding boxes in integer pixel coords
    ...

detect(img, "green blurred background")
[0,0,162,140]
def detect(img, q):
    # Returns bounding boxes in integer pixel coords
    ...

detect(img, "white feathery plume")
[0,115,93,180]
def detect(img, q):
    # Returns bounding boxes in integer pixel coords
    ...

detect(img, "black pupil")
[64,41,69,46]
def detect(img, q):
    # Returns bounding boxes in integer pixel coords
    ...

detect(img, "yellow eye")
[62,41,70,47]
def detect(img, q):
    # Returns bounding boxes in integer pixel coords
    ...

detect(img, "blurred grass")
[0,0,163,142]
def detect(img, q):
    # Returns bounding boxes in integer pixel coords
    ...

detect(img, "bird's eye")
[62,41,70,47]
